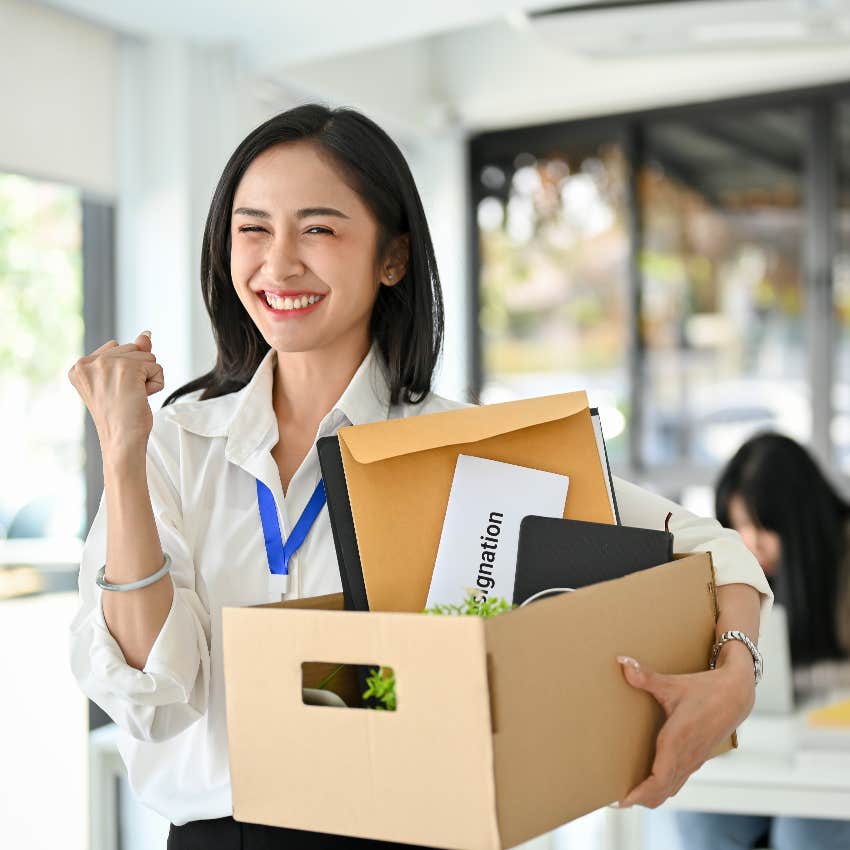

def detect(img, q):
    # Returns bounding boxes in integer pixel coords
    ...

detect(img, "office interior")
[2,0,849,847]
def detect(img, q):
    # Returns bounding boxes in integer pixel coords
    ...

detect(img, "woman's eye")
[238,225,267,234]
[305,226,333,235]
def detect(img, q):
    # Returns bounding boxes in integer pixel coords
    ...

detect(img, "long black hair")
[163,104,443,406]
[716,433,850,664]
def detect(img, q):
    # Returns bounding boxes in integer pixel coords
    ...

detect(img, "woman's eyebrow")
[233,207,271,219]
[231,206,350,220]
[296,207,350,220]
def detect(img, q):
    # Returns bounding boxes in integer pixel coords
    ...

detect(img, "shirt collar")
[161,344,392,466]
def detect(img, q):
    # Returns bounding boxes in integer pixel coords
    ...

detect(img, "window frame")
[82,196,117,732]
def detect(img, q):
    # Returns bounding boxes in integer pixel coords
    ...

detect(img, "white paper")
[425,455,570,609]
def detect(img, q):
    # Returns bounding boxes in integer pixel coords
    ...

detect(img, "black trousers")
[167,817,435,849]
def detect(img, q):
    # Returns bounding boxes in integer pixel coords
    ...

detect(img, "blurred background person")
[718,433,850,678]
[674,432,850,850]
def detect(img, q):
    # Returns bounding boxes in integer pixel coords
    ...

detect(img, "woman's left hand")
[616,648,756,808]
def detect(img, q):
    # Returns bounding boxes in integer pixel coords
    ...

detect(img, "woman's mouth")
[258,290,326,316]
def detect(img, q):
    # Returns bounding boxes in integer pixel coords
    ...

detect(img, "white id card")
[267,572,290,598]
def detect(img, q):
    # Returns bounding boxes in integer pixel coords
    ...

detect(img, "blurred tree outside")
[0,173,85,545]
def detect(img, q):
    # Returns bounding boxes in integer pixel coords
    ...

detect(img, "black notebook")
[317,435,369,611]
[512,515,674,606]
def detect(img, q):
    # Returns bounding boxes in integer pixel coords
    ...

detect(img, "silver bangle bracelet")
[709,629,763,685]
[95,553,172,592]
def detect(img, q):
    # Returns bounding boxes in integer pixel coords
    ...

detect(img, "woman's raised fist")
[68,331,164,462]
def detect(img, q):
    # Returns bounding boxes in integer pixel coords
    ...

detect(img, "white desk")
[662,713,850,820]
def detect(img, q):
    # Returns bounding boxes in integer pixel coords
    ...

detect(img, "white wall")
[115,39,294,392]
[407,127,471,402]
[0,0,117,196]
[0,594,88,850]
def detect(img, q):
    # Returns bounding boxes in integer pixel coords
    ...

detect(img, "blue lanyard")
[256,477,327,582]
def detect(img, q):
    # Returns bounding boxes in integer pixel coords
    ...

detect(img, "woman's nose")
[263,233,305,281]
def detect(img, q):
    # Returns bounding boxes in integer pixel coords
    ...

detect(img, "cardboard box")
[223,553,729,849]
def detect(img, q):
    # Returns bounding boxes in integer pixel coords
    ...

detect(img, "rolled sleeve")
[70,422,211,742]
[613,476,774,634]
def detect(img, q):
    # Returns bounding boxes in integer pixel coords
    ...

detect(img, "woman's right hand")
[68,331,165,463]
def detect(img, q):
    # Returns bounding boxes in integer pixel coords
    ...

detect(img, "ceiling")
[35,0,850,133]
[35,0,569,68]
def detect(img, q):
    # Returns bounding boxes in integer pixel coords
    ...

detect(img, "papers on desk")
[795,692,850,769]
[806,694,850,728]
[425,455,569,608]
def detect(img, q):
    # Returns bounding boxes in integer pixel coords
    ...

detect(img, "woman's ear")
[381,234,410,287]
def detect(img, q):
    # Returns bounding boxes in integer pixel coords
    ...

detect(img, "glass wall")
[640,109,808,468]
[477,138,631,462]
[0,172,88,850]
[472,86,850,497]
[0,173,86,562]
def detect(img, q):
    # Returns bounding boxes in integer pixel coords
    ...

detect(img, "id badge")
[267,572,289,598]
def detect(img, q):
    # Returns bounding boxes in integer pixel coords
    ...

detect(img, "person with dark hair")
[68,104,772,849]
[674,432,850,850]
[716,433,850,669]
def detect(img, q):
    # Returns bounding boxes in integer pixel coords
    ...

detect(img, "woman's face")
[727,494,781,576]
[230,142,398,356]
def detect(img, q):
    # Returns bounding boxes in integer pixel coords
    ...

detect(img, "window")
[476,137,631,462]
[640,109,808,468]
[0,173,85,567]
[471,85,850,498]
[0,172,89,849]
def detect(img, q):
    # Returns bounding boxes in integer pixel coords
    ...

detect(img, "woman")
[674,432,850,850]
[69,104,771,849]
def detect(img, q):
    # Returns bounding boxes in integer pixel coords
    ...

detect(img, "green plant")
[363,592,515,710]
[362,667,397,711]
[424,594,514,619]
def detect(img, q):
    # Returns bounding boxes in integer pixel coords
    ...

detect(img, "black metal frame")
[82,197,117,732]
[468,80,850,479]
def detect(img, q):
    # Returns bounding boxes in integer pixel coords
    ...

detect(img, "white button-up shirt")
[70,346,772,826]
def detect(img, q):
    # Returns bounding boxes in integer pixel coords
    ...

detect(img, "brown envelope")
[337,391,615,613]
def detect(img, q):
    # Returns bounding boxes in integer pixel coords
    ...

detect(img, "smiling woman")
[163,108,442,410]
[68,104,456,850]
[67,104,772,850]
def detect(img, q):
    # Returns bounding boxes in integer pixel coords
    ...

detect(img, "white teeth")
[264,292,323,311]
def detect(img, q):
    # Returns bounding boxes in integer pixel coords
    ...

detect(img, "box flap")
[338,391,589,464]
[483,554,722,847]
[223,606,501,850]
[253,593,346,611]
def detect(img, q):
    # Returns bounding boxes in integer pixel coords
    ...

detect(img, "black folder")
[512,515,674,606]
[317,435,369,611]
[317,436,379,706]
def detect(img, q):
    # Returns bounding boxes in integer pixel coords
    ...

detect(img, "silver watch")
[709,630,763,684]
